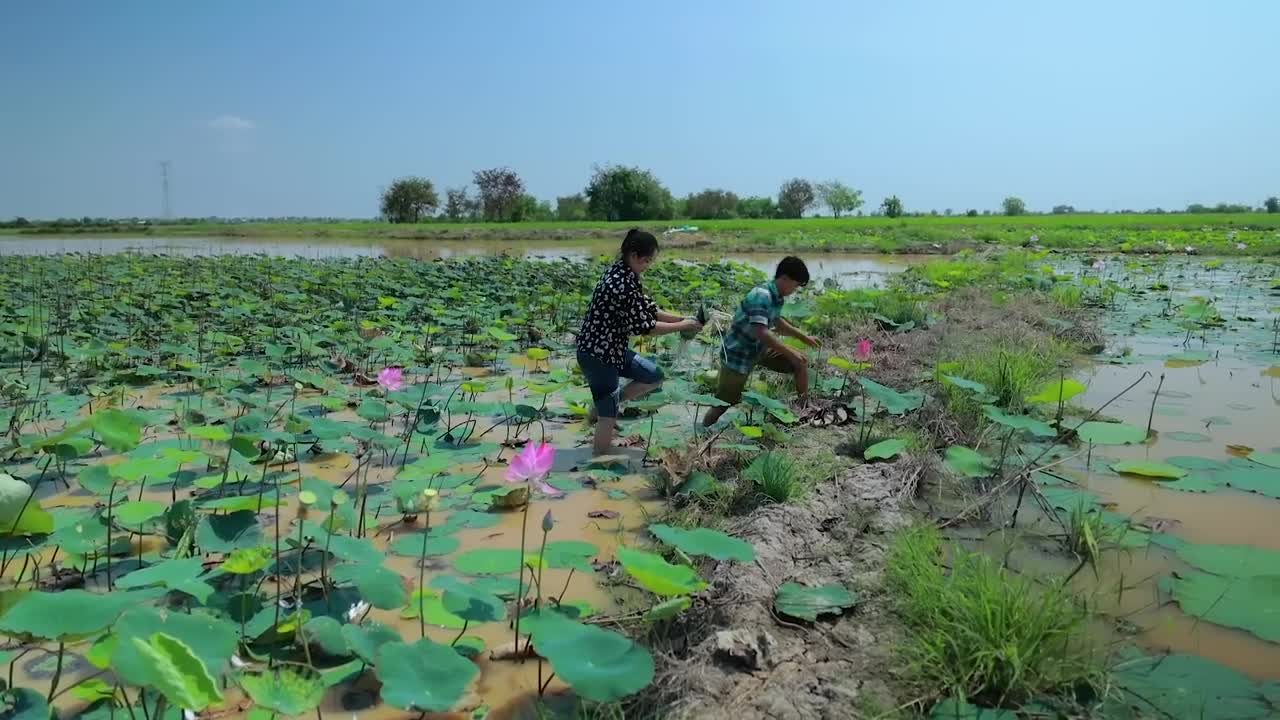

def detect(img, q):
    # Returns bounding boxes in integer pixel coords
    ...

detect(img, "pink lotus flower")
[854,338,872,362]
[377,367,404,392]
[507,442,560,495]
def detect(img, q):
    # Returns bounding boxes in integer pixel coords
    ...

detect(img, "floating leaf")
[616,547,707,596]
[1110,461,1187,479]
[774,582,858,621]
[647,524,754,562]
[437,578,506,623]
[1166,431,1212,443]
[940,375,988,395]
[864,438,908,461]
[929,699,1016,719]
[93,409,144,452]
[543,540,600,571]
[0,589,160,640]
[453,548,525,576]
[1248,451,1280,470]
[341,621,400,664]
[1113,651,1276,720]
[1161,572,1280,642]
[1154,536,1280,578]
[110,607,238,689]
[1025,378,1086,405]
[1076,421,1148,446]
[196,510,262,553]
[114,500,166,528]
[388,533,461,558]
[982,406,1055,437]
[528,613,654,702]
[375,639,479,712]
[944,446,995,478]
[301,616,351,657]
[330,563,408,609]
[221,545,273,574]
[239,667,326,716]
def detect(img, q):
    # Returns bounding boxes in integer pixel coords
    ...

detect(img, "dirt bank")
[644,461,916,720]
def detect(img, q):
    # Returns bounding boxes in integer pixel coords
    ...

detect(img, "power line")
[160,161,172,219]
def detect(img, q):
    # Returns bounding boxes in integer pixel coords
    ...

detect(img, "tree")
[815,180,863,218]
[880,195,904,218]
[584,165,675,221]
[443,187,473,221]
[1264,196,1279,214]
[380,177,438,223]
[685,188,739,219]
[777,178,816,219]
[1002,196,1027,216]
[1052,204,1075,215]
[736,196,777,219]
[556,194,589,221]
[966,209,979,217]
[512,194,554,222]
[472,167,525,222]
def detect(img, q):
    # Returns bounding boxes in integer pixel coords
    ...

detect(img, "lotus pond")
[0,248,1278,719]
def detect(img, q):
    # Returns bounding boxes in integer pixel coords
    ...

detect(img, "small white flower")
[346,600,371,622]
[183,710,197,720]
[1091,260,1105,270]
[230,654,248,669]
[1184,246,1195,253]
[1029,234,1039,243]
[1236,242,1247,250]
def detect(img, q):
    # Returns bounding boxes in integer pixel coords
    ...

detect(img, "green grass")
[941,340,1071,417]
[11,213,1280,255]
[885,525,1101,708]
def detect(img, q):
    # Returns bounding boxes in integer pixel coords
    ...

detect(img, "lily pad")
[944,446,995,478]
[301,616,351,657]
[0,589,161,640]
[130,632,223,711]
[375,639,479,712]
[1160,572,1280,642]
[543,540,600,571]
[858,378,924,415]
[1076,421,1148,446]
[1114,651,1277,720]
[1154,535,1280,578]
[617,546,707,596]
[0,474,54,536]
[1166,456,1229,471]
[110,607,238,690]
[1110,461,1187,479]
[453,548,525,576]
[239,667,327,716]
[330,563,408,609]
[1248,451,1280,469]
[388,533,461,558]
[1219,466,1280,498]
[982,406,1055,437]
[341,621,400,664]
[527,612,655,702]
[1026,378,1086,405]
[1166,431,1212,443]
[648,524,754,562]
[864,438,908,461]
[774,582,858,621]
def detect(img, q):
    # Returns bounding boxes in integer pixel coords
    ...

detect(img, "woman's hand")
[680,317,704,333]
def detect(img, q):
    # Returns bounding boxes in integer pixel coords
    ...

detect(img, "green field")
[11,213,1280,255]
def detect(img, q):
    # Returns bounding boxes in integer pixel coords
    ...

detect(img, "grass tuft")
[885,525,1101,708]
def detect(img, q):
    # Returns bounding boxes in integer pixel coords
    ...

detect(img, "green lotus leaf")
[92,409,144,453]
[944,446,995,478]
[453,548,528,576]
[196,510,262,553]
[116,557,206,595]
[1110,460,1187,479]
[196,494,280,513]
[617,547,707,597]
[114,500,166,528]
[1113,651,1276,720]
[1161,572,1280,642]
[1166,431,1212,443]
[1249,451,1280,469]
[238,667,326,716]
[0,589,161,640]
[940,374,988,395]
[528,613,654,702]
[858,377,924,415]
[774,582,858,621]
[982,407,1055,437]
[388,533,461,558]
[301,616,351,657]
[1166,456,1230,472]
[341,621,401,664]
[648,524,754,562]
[131,632,223,711]
[375,639,479,712]
[543,540,600,571]
[0,688,49,720]
[1076,421,1148,445]
[220,545,273,574]
[1157,472,1225,493]
[0,475,54,537]
[1153,535,1280,578]
[1219,466,1280,498]
[437,578,506,623]
[331,563,408,610]
[1025,378,1086,405]
[864,438,908,461]
[110,606,238,688]
[929,699,1016,719]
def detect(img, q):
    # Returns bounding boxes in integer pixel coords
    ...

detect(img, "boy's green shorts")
[714,349,796,404]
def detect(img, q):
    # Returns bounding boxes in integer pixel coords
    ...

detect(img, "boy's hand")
[803,334,821,349]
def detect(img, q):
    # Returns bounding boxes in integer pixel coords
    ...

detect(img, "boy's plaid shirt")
[720,280,784,373]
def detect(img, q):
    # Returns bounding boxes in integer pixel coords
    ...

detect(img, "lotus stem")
[1146,373,1165,437]
[417,508,431,640]
[512,487,531,663]
[46,641,65,702]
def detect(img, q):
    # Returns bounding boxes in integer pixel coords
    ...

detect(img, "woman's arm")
[646,318,700,337]
[655,310,686,323]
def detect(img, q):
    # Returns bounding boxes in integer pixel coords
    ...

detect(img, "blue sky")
[2,1,1277,219]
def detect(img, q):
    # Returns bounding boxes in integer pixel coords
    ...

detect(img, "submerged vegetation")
[0,245,1276,718]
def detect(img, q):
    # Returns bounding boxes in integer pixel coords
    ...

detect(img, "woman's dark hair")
[620,228,659,259]
[775,256,810,285]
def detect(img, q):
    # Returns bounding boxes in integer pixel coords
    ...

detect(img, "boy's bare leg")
[702,405,728,427]
[621,381,658,402]
[793,358,810,405]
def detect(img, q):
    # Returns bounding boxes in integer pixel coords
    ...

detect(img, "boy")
[702,256,819,427]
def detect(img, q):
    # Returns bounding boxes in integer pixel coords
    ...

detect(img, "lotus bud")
[542,509,554,532]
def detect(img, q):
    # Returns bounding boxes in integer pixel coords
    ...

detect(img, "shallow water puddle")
[1030,257,1280,680]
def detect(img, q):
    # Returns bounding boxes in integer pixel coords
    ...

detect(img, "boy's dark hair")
[775,256,810,285]
[620,228,659,259]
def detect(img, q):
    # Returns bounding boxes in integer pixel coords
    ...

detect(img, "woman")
[577,229,702,456]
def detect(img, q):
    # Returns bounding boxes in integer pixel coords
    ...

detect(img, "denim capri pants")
[576,349,664,418]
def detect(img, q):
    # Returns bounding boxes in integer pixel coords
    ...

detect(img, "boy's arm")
[775,317,820,348]
[753,324,807,366]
